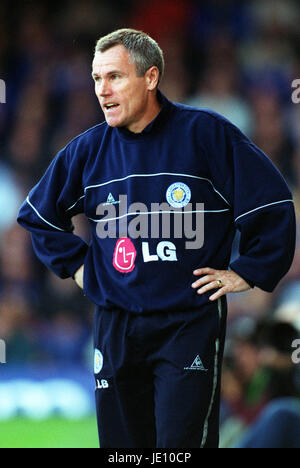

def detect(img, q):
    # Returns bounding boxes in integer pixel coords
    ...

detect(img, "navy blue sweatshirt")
[17,92,296,313]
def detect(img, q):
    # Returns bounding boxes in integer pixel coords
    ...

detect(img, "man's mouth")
[104,103,119,111]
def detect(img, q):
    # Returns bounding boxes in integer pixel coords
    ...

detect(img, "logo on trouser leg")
[96,379,109,389]
[184,355,208,371]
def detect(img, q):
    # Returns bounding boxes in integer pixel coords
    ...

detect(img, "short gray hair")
[95,28,165,85]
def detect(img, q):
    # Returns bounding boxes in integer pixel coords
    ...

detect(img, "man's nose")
[97,80,111,97]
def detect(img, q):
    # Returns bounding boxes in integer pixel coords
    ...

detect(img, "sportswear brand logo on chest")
[103,193,120,206]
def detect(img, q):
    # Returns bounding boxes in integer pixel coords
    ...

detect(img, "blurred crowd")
[0,0,299,447]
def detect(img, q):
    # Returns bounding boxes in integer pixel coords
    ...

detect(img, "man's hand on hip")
[192,267,251,301]
[74,264,84,290]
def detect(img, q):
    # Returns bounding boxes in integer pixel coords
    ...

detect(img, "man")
[17,29,296,448]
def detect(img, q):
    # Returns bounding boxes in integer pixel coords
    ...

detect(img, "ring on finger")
[217,279,223,288]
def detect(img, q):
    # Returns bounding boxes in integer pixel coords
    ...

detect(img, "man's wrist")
[74,264,84,289]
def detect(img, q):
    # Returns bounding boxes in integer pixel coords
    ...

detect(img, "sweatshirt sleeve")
[203,115,296,292]
[17,143,89,279]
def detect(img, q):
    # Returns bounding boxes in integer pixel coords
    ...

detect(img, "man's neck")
[127,93,162,134]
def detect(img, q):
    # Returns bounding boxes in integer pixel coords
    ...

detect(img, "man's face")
[92,45,154,132]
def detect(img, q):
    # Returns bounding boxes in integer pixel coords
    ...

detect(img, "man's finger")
[191,275,215,289]
[193,267,216,276]
[196,280,222,295]
[209,287,227,301]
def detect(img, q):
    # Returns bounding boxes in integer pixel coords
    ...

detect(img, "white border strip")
[26,197,66,232]
[66,172,231,212]
[235,199,294,223]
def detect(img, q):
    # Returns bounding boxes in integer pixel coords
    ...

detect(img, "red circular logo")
[113,238,137,273]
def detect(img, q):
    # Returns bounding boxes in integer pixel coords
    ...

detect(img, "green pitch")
[0,417,99,448]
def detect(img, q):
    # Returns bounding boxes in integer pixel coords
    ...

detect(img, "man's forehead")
[92,45,132,71]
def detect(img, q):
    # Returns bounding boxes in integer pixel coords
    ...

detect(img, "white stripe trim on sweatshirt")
[235,199,294,223]
[88,208,230,224]
[66,195,85,212]
[66,172,231,212]
[26,197,66,232]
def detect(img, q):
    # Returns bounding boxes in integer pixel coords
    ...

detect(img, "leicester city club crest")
[94,349,103,374]
[166,182,191,208]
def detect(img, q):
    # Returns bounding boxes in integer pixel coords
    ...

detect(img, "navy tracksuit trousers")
[93,297,227,448]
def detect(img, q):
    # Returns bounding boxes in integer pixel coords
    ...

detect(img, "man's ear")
[146,66,160,91]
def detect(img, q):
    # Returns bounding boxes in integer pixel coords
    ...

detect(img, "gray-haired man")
[18,29,296,448]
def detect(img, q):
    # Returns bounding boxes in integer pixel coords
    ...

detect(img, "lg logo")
[142,241,177,263]
[113,238,178,273]
[113,237,137,273]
